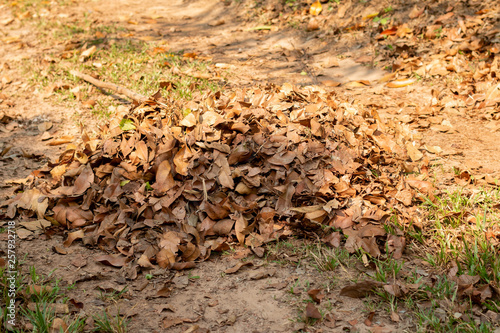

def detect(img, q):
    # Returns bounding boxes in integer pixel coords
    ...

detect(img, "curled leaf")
[386,79,416,88]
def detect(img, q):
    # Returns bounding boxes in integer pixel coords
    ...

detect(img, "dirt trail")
[1,0,500,332]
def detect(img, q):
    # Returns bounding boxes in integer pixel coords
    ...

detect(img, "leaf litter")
[6,83,424,276]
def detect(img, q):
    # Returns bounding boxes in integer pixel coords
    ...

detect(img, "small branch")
[70,70,148,103]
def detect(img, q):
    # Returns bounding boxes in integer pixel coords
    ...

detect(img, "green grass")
[12,0,224,120]
[98,286,128,302]
[308,244,351,272]
[0,265,125,332]
[419,187,500,283]
[93,309,129,333]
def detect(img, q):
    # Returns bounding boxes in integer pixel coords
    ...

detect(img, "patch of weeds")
[287,278,301,295]
[373,16,389,26]
[413,72,423,81]
[265,238,312,266]
[21,302,55,333]
[398,186,500,331]
[0,265,87,332]
[308,244,350,272]
[362,297,382,313]
[435,27,443,38]
[285,0,299,9]
[420,187,500,283]
[93,309,129,333]
[460,231,500,283]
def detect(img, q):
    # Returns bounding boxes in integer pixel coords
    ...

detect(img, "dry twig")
[70,70,148,102]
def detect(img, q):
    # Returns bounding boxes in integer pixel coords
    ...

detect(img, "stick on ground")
[70,70,148,103]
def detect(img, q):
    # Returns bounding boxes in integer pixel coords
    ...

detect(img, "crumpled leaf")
[63,229,84,247]
[305,303,322,319]
[307,289,324,304]
[73,164,94,195]
[152,160,175,194]
[95,254,129,267]
[173,146,193,176]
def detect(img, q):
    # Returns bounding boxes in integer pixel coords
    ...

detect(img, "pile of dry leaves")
[5,83,430,276]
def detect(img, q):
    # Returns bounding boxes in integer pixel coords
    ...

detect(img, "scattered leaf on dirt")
[305,302,322,319]
[224,261,254,274]
[340,280,383,298]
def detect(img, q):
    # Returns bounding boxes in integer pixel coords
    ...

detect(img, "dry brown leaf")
[152,160,175,194]
[173,146,193,176]
[307,18,320,31]
[406,142,423,162]
[49,318,68,333]
[63,229,84,247]
[344,80,371,88]
[95,254,128,267]
[305,303,322,319]
[234,214,248,244]
[16,228,33,239]
[48,136,74,146]
[307,289,324,304]
[224,261,254,274]
[73,164,94,195]
[340,281,383,298]
[28,303,68,314]
[409,5,425,19]
[386,79,416,88]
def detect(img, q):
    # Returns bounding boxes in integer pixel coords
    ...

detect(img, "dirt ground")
[1,0,500,332]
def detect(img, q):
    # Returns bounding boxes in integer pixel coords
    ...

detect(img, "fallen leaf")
[63,229,84,247]
[38,121,53,132]
[307,289,324,304]
[307,18,320,31]
[16,229,33,239]
[340,281,382,298]
[95,254,128,267]
[48,136,74,146]
[309,0,322,16]
[390,311,400,322]
[386,79,416,88]
[53,246,68,255]
[344,80,371,88]
[409,5,425,19]
[224,261,254,274]
[406,142,423,161]
[49,318,68,333]
[80,45,97,61]
[305,303,322,319]
[208,19,225,27]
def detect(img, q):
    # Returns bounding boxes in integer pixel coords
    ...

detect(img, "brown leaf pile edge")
[5,83,422,277]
